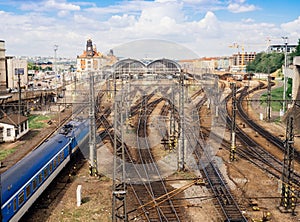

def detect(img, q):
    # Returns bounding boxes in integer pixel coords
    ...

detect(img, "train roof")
[1,133,70,204]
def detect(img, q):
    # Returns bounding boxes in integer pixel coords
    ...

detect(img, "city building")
[76,39,117,77]
[6,56,28,90]
[231,52,256,73]
[179,56,233,75]
[0,41,28,92]
[267,44,297,53]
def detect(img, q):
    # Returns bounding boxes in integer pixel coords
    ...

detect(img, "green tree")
[290,38,300,60]
[27,62,40,71]
[246,52,284,73]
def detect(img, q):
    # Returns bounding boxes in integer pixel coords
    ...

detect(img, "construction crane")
[229,39,271,73]
[229,43,245,72]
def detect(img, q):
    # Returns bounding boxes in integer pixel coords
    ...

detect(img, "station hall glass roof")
[113,58,181,75]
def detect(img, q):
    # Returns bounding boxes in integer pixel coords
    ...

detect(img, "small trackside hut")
[0,114,29,142]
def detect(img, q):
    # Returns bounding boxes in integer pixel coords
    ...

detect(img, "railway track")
[201,124,300,186]
[185,93,247,222]
[213,81,300,190]
[236,85,300,164]
[148,83,248,221]
[94,91,185,220]
[100,82,249,221]
[128,93,185,221]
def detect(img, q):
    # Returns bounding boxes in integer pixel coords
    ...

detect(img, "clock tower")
[86,39,94,57]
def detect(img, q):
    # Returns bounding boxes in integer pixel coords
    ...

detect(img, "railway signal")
[178,71,186,171]
[161,135,177,151]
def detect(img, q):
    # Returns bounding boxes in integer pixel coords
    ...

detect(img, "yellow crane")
[229,43,245,72]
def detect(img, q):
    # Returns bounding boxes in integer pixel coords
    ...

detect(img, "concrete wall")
[289,57,300,132]
[293,57,300,102]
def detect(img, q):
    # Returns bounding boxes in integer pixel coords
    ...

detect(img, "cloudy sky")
[0,0,299,59]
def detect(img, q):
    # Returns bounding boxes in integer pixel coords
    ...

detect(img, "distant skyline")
[0,0,299,59]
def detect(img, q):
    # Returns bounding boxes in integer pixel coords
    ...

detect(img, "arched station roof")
[114,58,145,70]
[147,59,181,72]
[113,58,181,76]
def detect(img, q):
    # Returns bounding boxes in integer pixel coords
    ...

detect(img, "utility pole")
[16,68,22,114]
[54,45,58,101]
[85,39,98,176]
[178,71,185,171]
[112,91,127,221]
[214,76,219,118]
[230,82,237,162]
[282,37,288,113]
[63,70,66,108]
[169,84,176,150]
[267,69,272,121]
[280,115,296,214]
[15,67,24,130]
[89,70,98,176]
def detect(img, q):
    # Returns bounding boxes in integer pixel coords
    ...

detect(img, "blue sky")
[0,0,299,59]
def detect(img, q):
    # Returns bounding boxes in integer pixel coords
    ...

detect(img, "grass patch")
[28,115,52,129]
[172,170,197,180]
[99,175,111,182]
[260,82,291,112]
[0,147,17,161]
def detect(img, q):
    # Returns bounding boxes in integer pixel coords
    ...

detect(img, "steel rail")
[134,94,181,221]
[236,85,300,164]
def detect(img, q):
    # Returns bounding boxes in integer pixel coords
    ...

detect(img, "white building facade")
[6,57,28,90]
[0,114,29,142]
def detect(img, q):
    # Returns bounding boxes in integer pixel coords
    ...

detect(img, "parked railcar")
[1,118,89,222]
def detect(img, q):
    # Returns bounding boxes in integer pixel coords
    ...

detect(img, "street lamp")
[282,36,288,113]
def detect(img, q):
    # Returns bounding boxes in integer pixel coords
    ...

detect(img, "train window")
[49,162,53,173]
[53,158,57,168]
[18,191,25,206]
[13,198,17,212]
[61,152,64,161]
[57,154,60,163]
[39,173,43,184]
[32,178,37,190]
[44,167,48,178]
[26,184,31,198]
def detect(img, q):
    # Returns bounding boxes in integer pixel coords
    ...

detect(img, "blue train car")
[1,118,89,222]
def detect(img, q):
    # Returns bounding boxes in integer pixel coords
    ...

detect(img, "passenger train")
[1,118,89,222]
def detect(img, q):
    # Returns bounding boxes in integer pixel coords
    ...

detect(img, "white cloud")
[242,18,255,23]
[107,14,136,28]
[228,3,257,13]
[0,0,298,58]
[44,0,80,11]
[281,16,300,43]
[20,0,80,12]
[194,11,220,36]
